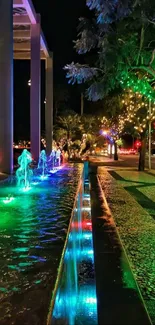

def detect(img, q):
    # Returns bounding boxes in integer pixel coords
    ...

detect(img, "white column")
[0,0,13,174]
[30,14,41,162]
[45,52,53,156]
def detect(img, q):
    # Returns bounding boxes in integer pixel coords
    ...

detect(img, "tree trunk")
[114,141,118,161]
[138,134,146,171]
[67,131,70,157]
[109,143,112,159]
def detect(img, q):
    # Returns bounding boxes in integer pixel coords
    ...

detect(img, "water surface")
[0,164,82,325]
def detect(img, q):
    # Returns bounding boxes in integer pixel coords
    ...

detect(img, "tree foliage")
[64,0,155,101]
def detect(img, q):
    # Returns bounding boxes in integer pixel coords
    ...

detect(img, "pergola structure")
[0,0,53,174]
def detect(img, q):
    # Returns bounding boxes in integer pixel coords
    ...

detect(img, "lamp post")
[81,93,84,116]
[102,129,113,159]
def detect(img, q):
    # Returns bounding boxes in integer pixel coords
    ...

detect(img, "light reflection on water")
[0,164,82,325]
[52,183,97,325]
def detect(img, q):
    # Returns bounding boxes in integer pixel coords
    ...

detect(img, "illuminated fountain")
[49,148,63,174]
[49,149,57,173]
[38,150,48,180]
[16,149,33,191]
[0,156,83,323]
[50,149,56,168]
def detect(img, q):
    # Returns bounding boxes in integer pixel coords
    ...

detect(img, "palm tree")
[57,113,81,155]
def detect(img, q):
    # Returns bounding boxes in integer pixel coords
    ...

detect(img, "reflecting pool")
[0,164,82,325]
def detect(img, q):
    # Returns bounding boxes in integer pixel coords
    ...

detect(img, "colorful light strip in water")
[52,178,97,324]
[72,220,92,231]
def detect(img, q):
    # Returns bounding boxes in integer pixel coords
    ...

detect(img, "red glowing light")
[135,140,141,148]
[72,220,92,231]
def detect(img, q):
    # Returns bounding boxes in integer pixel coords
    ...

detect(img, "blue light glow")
[39,175,48,180]
[85,297,97,304]
[84,233,92,239]
[49,169,58,174]
[83,196,90,201]
[83,194,90,197]
[69,232,92,242]
[50,166,63,174]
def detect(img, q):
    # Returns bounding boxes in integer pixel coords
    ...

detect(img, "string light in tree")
[121,89,155,134]
[101,115,125,142]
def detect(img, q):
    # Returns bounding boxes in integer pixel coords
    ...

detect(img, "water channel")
[50,177,97,325]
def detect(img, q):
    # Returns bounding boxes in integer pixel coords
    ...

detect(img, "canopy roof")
[13,0,49,59]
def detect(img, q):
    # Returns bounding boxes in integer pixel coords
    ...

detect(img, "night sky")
[14,0,89,140]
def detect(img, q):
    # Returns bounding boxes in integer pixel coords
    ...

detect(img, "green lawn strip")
[98,167,155,325]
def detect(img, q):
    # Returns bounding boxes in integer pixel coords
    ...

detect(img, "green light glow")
[8,265,19,270]
[0,287,8,293]
[16,149,33,189]
[0,162,83,323]
[19,255,29,258]
[12,247,29,253]
[18,262,33,267]
[12,287,19,292]
[121,256,137,289]
[21,186,31,192]
[121,74,155,100]
[3,196,15,204]
[0,211,16,228]
[34,280,42,284]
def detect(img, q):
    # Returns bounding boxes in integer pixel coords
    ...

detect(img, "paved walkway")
[89,164,151,325]
[89,154,155,170]
[106,167,155,220]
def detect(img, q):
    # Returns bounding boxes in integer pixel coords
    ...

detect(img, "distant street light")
[102,130,108,136]
[28,79,31,86]
[44,99,46,104]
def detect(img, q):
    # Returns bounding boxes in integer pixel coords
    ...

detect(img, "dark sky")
[32,0,88,80]
[14,0,89,140]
